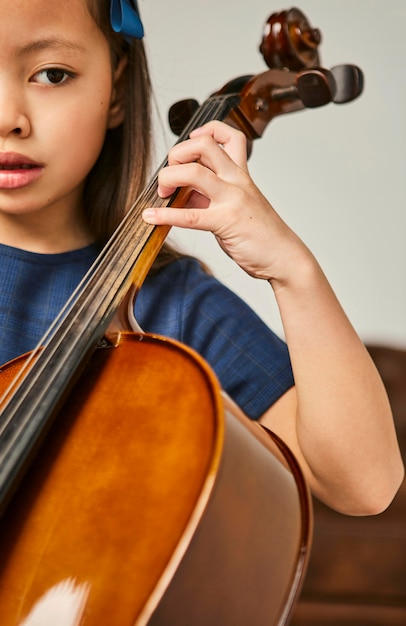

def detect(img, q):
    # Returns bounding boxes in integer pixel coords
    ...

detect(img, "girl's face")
[0,0,124,244]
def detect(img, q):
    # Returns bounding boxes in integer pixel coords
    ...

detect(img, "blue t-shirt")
[0,244,294,420]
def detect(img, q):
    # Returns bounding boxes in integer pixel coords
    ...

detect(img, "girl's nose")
[0,86,31,139]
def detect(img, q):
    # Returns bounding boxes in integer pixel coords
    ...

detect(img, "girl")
[0,0,403,517]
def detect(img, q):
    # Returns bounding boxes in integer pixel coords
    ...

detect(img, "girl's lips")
[0,153,44,189]
[0,151,41,166]
[0,167,44,190]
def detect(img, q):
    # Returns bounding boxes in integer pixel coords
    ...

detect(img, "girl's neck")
[0,210,94,254]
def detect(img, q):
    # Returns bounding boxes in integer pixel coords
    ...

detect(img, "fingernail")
[142,208,156,221]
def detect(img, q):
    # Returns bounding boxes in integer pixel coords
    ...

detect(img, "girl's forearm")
[271,254,404,514]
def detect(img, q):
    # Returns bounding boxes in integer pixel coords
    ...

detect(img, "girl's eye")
[33,68,72,85]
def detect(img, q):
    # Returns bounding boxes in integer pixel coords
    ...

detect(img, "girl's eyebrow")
[17,38,86,56]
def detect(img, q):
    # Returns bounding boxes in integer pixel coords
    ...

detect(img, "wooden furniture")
[292,345,406,625]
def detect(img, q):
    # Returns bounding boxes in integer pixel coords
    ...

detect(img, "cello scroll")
[169,7,363,138]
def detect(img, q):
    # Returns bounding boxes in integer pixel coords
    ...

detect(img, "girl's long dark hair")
[84,0,183,272]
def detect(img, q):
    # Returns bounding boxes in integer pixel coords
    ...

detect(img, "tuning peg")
[168,98,200,136]
[271,67,336,108]
[296,68,336,107]
[330,64,364,103]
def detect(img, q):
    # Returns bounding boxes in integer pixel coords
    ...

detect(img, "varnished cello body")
[0,333,311,625]
[0,7,363,625]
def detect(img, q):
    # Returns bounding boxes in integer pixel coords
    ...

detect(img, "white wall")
[140,0,406,347]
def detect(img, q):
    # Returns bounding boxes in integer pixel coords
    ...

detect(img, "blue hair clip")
[110,0,144,39]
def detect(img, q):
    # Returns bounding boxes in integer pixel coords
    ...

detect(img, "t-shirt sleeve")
[135,258,294,420]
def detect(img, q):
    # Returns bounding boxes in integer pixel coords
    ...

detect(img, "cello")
[0,8,362,625]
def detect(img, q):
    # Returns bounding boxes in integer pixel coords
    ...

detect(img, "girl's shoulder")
[135,255,234,332]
